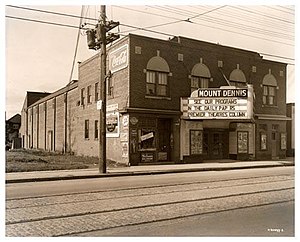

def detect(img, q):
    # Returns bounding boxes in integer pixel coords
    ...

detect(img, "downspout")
[31,108,33,148]
[37,105,39,149]
[44,102,47,150]
[53,97,56,151]
[64,92,68,153]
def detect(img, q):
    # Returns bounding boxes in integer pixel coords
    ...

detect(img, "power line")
[68,6,85,84]
[7,5,294,40]
[120,5,227,34]
[276,6,294,12]
[116,6,294,46]
[6,5,295,47]
[6,5,98,22]
[228,6,294,24]
[263,5,295,15]
[6,15,87,30]
[149,5,294,40]
[178,5,294,34]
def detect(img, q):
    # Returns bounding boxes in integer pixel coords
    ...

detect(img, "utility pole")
[99,5,107,173]
[86,5,119,173]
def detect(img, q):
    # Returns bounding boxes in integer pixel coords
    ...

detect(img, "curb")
[5,163,294,184]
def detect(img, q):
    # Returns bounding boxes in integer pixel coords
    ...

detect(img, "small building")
[286,103,295,157]
[20,34,290,165]
[6,114,21,149]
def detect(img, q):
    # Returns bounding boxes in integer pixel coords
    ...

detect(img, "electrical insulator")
[86,29,96,49]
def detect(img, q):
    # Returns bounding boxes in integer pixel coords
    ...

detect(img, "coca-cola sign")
[109,44,128,73]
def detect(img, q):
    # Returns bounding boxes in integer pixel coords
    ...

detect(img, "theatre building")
[20,34,289,165]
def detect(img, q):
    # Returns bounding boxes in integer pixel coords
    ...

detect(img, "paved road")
[6,167,294,236]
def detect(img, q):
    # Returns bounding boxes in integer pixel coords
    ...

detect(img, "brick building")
[20,34,290,165]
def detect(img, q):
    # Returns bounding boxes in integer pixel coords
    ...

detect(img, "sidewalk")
[6,159,294,184]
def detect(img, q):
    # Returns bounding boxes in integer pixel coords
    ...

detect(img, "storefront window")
[260,133,267,150]
[190,130,203,155]
[237,131,248,153]
[140,129,156,150]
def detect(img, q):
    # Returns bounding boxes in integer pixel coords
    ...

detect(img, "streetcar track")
[6,173,293,201]
[6,186,294,225]
[6,177,294,209]
[67,199,294,237]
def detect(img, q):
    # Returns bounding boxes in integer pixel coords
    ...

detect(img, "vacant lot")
[6,149,122,173]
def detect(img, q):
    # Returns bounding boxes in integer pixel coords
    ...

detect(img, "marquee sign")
[109,44,128,73]
[181,86,253,120]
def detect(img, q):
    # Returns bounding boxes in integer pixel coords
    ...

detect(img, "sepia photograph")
[3,0,296,238]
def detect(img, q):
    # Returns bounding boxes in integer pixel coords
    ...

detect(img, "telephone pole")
[99,5,107,173]
[86,5,119,173]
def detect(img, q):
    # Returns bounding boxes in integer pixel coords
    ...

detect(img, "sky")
[3,0,296,120]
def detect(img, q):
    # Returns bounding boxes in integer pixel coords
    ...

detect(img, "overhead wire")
[119,5,226,34]
[184,5,293,33]
[150,5,294,40]
[7,5,294,40]
[68,5,84,84]
[115,6,294,46]
[228,6,294,24]
[5,15,88,30]
[262,5,295,15]
[6,5,295,53]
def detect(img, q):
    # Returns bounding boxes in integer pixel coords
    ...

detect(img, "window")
[81,88,85,105]
[146,54,170,97]
[95,82,99,101]
[146,71,168,96]
[94,120,99,139]
[84,120,89,139]
[190,61,211,93]
[229,66,247,87]
[191,76,209,92]
[87,85,92,104]
[263,85,276,105]
[230,81,247,88]
[262,70,278,106]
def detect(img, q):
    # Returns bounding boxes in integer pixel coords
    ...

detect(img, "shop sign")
[106,112,119,137]
[106,103,119,137]
[140,132,154,141]
[141,152,154,162]
[122,115,129,127]
[107,104,118,112]
[120,133,129,142]
[130,117,139,125]
[280,133,286,150]
[181,86,253,120]
[122,142,129,158]
[238,131,248,154]
[158,152,168,161]
[109,44,128,73]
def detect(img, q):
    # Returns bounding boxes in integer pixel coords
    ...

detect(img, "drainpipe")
[64,92,68,153]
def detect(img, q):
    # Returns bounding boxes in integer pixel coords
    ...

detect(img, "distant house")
[6,114,21,149]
